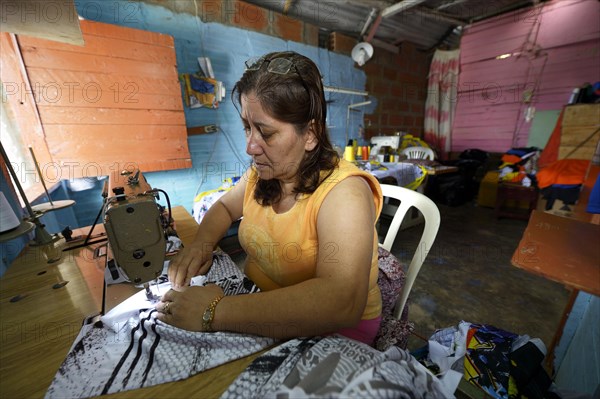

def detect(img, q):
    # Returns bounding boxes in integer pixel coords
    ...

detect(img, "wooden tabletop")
[398,159,459,175]
[511,210,600,296]
[0,206,262,399]
[423,165,459,175]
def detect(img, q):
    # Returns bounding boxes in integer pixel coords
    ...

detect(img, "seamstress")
[157,51,383,345]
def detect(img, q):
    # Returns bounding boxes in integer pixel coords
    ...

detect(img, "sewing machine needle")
[144,281,161,303]
[144,283,155,302]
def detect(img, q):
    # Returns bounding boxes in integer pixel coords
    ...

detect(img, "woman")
[157,51,383,345]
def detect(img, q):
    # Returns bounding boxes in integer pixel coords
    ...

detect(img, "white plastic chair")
[401,146,435,160]
[378,184,441,319]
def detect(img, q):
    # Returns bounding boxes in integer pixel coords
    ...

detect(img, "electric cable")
[146,188,172,225]
[219,125,248,165]
[193,132,220,197]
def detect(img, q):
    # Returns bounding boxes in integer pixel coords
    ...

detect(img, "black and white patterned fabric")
[45,250,275,399]
[222,336,456,398]
[46,250,455,398]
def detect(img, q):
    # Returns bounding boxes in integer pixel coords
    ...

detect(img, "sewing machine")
[103,169,170,298]
[370,135,401,157]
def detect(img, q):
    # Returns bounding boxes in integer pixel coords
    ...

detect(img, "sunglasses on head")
[244,55,310,94]
[245,56,296,74]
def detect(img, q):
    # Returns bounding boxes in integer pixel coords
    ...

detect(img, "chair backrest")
[378,184,441,318]
[401,146,435,160]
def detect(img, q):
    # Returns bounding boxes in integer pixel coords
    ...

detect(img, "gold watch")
[202,295,223,332]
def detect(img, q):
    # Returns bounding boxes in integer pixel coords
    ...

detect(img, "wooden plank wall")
[560,104,600,160]
[452,0,600,153]
[0,32,55,200]
[16,19,191,179]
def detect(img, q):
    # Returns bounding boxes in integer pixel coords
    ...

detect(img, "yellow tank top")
[239,159,383,320]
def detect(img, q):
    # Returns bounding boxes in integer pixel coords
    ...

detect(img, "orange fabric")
[239,159,383,320]
[538,108,564,169]
[536,159,590,189]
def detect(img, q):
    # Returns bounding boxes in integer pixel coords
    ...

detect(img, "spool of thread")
[0,192,20,233]
[361,146,369,161]
[356,146,363,158]
[343,146,356,161]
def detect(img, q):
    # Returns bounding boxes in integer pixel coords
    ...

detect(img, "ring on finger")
[164,301,172,315]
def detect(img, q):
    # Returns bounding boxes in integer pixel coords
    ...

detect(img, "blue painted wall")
[0,173,29,276]
[74,0,374,216]
[2,0,372,276]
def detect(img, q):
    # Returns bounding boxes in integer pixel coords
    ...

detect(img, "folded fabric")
[181,73,220,108]
[189,75,214,93]
[45,251,275,399]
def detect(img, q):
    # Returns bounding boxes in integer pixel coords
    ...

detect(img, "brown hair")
[232,51,339,205]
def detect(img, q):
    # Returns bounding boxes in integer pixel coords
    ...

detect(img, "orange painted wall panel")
[80,19,174,47]
[18,34,176,65]
[34,89,182,110]
[27,68,181,97]
[38,107,185,126]
[14,19,190,179]
[19,47,175,80]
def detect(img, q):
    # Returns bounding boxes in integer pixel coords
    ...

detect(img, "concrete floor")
[392,200,572,352]
[221,199,572,354]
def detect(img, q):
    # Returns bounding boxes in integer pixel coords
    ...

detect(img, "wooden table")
[422,164,459,175]
[511,208,600,370]
[0,206,262,399]
[511,210,600,296]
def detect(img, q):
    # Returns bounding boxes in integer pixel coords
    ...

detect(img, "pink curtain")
[424,49,460,160]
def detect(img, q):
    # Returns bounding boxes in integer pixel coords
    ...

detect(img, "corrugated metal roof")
[245,0,541,51]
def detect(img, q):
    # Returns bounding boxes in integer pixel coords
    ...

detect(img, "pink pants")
[337,316,382,346]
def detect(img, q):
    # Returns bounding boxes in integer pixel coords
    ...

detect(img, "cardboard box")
[477,171,499,208]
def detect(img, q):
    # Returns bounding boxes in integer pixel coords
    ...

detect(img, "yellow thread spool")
[343,146,356,161]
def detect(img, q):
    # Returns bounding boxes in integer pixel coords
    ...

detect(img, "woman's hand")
[155,284,225,331]
[168,245,213,289]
